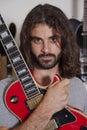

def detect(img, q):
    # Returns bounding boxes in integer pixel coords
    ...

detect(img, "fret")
[23,79,35,87]
[15,63,26,72]
[9,52,20,60]
[0,24,6,32]
[0,30,13,46]
[17,68,28,75]
[18,70,29,78]
[0,29,11,42]
[20,73,32,83]
[17,69,39,97]
[23,82,39,98]
[9,51,20,60]
[7,46,18,55]
[0,20,6,30]
[0,19,9,35]
[24,86,36,93]
[23,85,37,95]
[23,81,35,89]
[0,30,9,39]
[4,49,22,73]
[12,56,21,64]
[21,75,31,82]
[25,86,39,93]
[1,37,10,46]
[25,89,38,98]
[5,41,14,49]
[2,35,13,45]
[21,76,33,84]
[26,90,39,99]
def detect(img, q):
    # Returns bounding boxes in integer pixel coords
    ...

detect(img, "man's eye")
[33,39,39,43]
[50,37,58,43]
[32,38,42,44]
[52,37,57,42]
[51,35,61,43]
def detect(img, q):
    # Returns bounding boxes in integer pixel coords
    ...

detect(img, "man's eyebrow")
[49,34,61,39]
[30,34,61,40]
[30,36,42,40]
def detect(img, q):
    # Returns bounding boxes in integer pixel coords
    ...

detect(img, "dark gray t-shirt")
[0,77,87,128]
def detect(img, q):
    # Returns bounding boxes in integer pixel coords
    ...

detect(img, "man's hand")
[0,127,9,130]
[42,78,70,115]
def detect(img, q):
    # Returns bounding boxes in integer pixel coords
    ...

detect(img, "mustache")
[38,53,55,58]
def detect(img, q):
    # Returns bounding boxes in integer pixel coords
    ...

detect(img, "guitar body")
[5,80,87,130]
[56,107,87,130]
[5,80,30,121]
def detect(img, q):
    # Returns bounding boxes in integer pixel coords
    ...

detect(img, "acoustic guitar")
[0,13,87,130]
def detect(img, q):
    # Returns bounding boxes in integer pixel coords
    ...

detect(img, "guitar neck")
[81,0,87,56]
[0,14,40,99]
[83,0,87,32]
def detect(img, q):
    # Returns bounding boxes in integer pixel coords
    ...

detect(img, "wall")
[0,0,84,46]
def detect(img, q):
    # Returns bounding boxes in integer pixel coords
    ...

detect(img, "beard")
[30,50,61,69]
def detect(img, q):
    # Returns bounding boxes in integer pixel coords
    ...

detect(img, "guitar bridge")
[45,119,58,130]
[26,94,43,110]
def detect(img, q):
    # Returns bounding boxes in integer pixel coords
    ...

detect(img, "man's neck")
[33,65,59,87]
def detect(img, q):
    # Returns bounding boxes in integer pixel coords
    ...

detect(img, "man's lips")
[40,56,53,60]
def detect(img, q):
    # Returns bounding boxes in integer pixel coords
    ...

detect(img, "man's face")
[30,23,61,69]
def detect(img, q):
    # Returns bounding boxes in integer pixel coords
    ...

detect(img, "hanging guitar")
[0,14,87,130]
[70,0,87,82]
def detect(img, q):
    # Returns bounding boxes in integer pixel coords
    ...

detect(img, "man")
[0,4,87,130]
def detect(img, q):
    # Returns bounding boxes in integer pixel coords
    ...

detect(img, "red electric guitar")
[0,13,87,130]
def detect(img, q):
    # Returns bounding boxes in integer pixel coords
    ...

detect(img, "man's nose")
[41,41,50,53]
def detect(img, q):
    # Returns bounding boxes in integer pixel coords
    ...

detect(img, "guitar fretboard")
[0,14,40,99]
[83,0,87,32]
[82,0,87,56]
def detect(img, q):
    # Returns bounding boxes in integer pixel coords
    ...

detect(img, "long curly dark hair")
[20,4,80,78]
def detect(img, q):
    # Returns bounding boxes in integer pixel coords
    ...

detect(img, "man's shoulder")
[70,77,83,86]
[0,76,16,90]
[69,77,87,93]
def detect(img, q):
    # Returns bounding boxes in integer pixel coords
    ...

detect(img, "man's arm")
[1,79,69,130]
[0,127,9,130]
